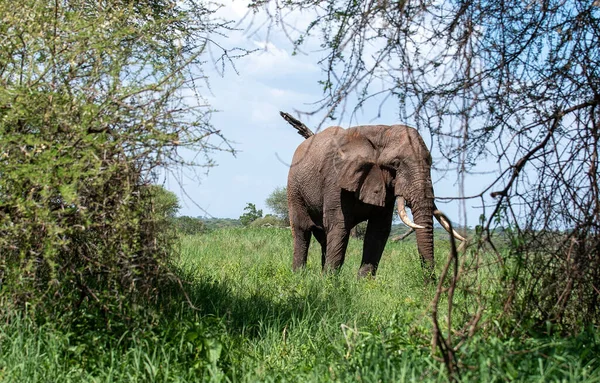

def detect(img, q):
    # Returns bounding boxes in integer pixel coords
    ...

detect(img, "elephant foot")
[357,264,377,278]
[423,270,436,284]
[292,263,305,272]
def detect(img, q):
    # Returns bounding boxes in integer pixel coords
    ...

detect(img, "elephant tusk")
[433,207,466,242]
[396,197,425,230]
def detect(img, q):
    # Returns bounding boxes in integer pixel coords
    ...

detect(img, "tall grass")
[0,227,598,382]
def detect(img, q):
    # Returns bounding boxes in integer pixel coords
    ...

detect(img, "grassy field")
[0,227,599,382]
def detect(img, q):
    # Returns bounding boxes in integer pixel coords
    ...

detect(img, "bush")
[202,218,242,230]
[173,216,207,235]
[0,0,233,319]
[250,215,287,228]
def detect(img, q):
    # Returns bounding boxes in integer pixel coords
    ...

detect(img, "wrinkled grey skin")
[287,124,435,278]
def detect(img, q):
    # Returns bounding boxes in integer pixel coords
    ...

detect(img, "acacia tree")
[240,203,263,226]
[250,0,600,333]
[0,0,243,315]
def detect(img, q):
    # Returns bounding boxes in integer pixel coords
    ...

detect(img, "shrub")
[173,216,207,235]
[0,0,234,319]
[250,215,287,228]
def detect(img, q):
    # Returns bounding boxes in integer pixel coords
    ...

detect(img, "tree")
[265,187,289,224]
[173,216,206,235]
[250,0,600,353]
[240,203,263,226]
[0,0,243,316]
[148,185,181,219]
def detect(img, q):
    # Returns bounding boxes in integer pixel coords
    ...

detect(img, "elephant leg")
[292,226,311,271]
[312,228,327,269]
[288,189,314,271]
[358,214,393,278]
[323,227,350,273]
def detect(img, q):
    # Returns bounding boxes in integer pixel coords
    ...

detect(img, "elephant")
[282,112,465,278]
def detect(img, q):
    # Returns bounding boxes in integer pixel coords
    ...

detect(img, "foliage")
[265,186,289,224]
[148,185,181,220]
[201,217,242,230]
[239,203,263,226]
[250,214,287,227]
[0,0,240,318]
[1,227,598,381]
[173,215,207,235]
[350,221,368,239]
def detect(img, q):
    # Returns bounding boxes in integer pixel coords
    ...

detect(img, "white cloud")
[210,1,322,79]
[204,63,321,127]
[220,0,250,19]
[238,40,318,79]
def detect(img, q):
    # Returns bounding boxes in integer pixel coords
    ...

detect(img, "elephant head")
[333,125,464,273]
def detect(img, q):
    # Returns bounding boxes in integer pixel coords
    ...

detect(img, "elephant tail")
[280,111,314,139]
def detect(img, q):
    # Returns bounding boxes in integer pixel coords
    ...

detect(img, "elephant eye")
[382,163,398,177]
[388,158,402,168]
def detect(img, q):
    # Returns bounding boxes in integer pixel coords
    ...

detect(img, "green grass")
[0,227,599,382]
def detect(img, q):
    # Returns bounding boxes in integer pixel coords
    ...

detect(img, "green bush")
[202,218,242,230]
[173,216,207,235]
[250,214,287,228]
[0,0,232,319]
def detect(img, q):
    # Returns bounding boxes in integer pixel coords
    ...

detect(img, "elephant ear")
[358,165,386,206]
[334,130,387,207]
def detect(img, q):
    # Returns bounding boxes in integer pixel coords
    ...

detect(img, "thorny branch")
[252,0,600,371]
[431,210,461,380]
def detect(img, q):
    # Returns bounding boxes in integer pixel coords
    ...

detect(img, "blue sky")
[164,1,498,228]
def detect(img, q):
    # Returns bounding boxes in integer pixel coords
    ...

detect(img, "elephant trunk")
[397,175,436,279]
[412,200,435,277]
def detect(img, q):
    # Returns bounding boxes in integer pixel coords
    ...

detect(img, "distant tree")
[265,187,289,224]
[200,217,242,230]
[173,216,206,235]
[240,203,263,226]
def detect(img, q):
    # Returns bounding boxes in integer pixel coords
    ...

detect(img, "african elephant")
[284,115,464,278]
